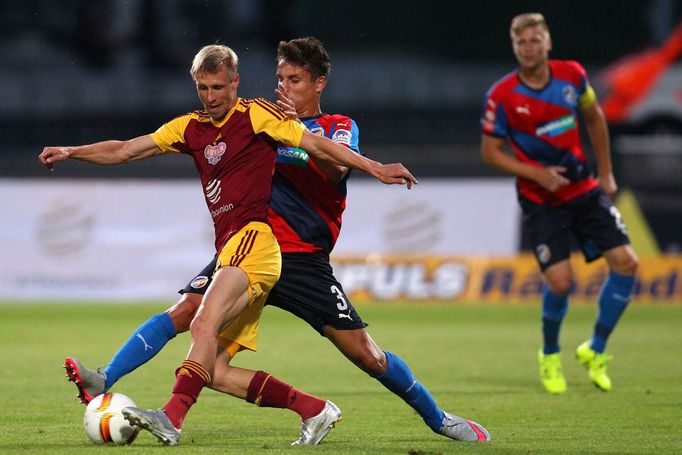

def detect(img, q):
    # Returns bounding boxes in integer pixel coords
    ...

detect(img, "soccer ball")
[83,392,139,445]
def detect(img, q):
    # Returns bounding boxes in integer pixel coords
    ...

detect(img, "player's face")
[276,60,326,117]
[512,25,551,71]
[195,65,240,121]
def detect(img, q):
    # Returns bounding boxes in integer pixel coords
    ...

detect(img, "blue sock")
[104,312,176,389]
[376,351,444,432]
[542,286,568,355]
[591,271,635,353]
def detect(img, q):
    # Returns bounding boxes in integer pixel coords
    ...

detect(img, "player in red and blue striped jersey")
[481,13,639,394]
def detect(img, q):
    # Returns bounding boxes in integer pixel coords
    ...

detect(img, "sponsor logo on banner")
[35,200,95,256]
[332,257,469,299]
[383,200,442,252]
[332,254,682,303]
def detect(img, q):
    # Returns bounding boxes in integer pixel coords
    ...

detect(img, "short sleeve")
[249,98,306,148]
[150,114,192,153]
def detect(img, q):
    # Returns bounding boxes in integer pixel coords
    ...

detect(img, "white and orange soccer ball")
[83,392,139,445]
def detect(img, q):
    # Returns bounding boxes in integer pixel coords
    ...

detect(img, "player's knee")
[167,293,201,333]
[188,315,214,342]
[356,348,387,377]
[613,254,639,276]
[547,278,572,296]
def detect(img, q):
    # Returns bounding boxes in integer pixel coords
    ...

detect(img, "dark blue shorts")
[521,189,631,271]
[179,251,367,335]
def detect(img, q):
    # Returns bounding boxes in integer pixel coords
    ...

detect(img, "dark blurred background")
[2,0,681,250]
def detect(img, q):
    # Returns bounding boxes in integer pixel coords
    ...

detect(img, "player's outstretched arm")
[39,135,162,171]
[299,130,417,188]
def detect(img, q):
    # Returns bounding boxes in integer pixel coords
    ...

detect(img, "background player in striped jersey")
[480,13,639,394]
[40,43,416,446]
[57,37,490,444]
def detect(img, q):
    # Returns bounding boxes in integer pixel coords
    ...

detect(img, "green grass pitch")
[0,301,680,454]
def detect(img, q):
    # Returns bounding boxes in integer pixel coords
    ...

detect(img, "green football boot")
[576,341,613,392]
[538,349,567,394]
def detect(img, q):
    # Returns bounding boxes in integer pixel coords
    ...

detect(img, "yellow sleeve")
[248,99,306,147]
[149,114,193,153]
[579,84,597,109]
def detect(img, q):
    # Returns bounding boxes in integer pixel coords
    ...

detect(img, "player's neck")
[518,64,550,90]
[297,103,322,118]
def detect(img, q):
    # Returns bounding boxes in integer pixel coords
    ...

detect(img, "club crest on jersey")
[204,142,226,165]
[562,85,578,106]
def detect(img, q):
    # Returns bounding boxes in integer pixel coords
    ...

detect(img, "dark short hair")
[276,37,331,80]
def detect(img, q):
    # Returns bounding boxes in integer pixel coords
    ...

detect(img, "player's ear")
[316,76,327,94]
[232,73,240,88]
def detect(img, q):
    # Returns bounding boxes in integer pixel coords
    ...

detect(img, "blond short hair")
[190,45,238,80]
[510,13,549,38]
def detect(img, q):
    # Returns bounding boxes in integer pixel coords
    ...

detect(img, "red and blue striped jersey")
[481,60,599,205]
[269,113,361,254]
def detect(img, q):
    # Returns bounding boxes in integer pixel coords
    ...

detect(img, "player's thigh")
[205,221,282,330]
[267,252,367,334]
[195,266,251,333]
[523,202,572,271]
[573,192,631,263]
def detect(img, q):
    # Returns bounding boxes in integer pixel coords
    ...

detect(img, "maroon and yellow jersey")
[150,98,306,252]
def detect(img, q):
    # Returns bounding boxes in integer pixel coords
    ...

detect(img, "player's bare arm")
[299,131,417,188]
[481,134,569,192]
[40,135,163,171]
[581,100,616,197]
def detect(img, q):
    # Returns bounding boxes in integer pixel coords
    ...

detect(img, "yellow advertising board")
[330,254,682,303]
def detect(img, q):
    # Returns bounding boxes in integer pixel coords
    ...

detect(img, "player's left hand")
[598,173,618,198]
[39,146,72,171]
[275,82,298,119]
[375,163,418,189]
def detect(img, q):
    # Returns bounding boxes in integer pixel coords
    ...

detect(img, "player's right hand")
[375,163,418,189]
[534,166,569,192]
[39,147,71,171]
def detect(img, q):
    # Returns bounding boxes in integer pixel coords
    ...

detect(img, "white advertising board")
[0,179,214,301]
[335,178,519,255]
[0,177,519,301]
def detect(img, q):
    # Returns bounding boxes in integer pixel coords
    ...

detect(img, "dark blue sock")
[376,351,444,432]
[592,271,635,353]
[542,285,568,355]
[104,312,176,389]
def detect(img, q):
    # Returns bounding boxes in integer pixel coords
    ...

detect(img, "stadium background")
[1,0,681,302]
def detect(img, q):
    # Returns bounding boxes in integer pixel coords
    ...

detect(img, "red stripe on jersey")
[254,98,286,120]
[268,208,319,253]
